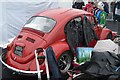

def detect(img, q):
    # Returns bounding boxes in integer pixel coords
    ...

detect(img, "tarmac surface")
[0,20,119,80]
[106,21,120,35]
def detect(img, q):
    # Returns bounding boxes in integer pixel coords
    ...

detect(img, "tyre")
[57,51,73,73]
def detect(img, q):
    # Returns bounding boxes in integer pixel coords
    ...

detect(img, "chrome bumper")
[0,53,43,76]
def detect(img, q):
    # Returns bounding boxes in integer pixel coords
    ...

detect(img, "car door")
[64,16,84,53]
[83,15,98,47]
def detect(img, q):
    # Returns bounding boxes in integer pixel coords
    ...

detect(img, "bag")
[86,51,120,76]
[74,51,120,79]
[93,39,119,54]
[76,47,93,64]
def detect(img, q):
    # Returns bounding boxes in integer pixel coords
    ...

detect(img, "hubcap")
[58,54,71,73]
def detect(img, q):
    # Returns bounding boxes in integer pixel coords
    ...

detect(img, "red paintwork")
[100,28,111,40]
[5,8,117,73]
[112,31,117,39]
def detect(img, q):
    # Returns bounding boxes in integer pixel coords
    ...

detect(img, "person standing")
[84,0,94,13]
[83,1,95,20]
[103,2,109,15]
[72,0,85,9]
[113,0,120,35]
[113,0,120,22]
[97,1,107,28]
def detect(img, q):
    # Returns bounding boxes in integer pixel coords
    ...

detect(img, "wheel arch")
[50,41,73,59]
[57,50,74,61]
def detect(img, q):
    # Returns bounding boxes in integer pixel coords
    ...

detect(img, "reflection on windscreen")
[24,16,56,33]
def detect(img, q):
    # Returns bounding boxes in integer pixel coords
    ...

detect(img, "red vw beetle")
[1,8,116,78]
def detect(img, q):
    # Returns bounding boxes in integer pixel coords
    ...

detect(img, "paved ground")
[0,61,1,80]
[0,20,119,80]
[106,21,120,35]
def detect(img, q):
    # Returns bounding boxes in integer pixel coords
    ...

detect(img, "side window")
[64,17,83,53]
[64,17,82,35]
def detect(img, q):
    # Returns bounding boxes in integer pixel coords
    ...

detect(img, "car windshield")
[24,16,56,33]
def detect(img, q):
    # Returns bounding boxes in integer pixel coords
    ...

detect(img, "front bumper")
[0,53,43,76]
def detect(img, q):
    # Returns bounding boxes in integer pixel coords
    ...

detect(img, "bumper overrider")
[0,53,43,76]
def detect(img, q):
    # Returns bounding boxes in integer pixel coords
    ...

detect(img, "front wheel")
[57,51,73,73]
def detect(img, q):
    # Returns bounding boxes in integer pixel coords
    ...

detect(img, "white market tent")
[0,0,60,47]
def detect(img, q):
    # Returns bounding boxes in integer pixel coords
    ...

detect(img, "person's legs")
[116,15,120,22]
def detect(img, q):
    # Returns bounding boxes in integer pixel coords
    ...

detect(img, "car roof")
[35,8,93,21]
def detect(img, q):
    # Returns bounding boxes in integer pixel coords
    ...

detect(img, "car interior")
[64,16,99,53]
